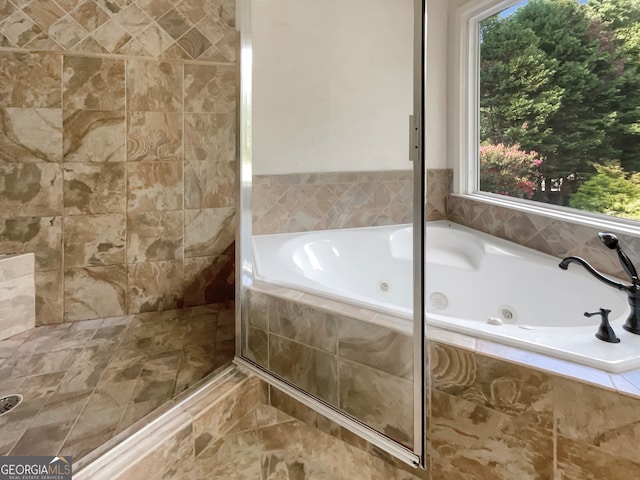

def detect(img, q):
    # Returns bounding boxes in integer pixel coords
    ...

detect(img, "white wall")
[251,0,414,175]
[425,0,461,169]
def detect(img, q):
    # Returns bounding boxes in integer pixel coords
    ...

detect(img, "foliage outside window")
[479,0,640,221]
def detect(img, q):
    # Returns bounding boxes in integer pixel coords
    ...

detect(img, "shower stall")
[0,0,239,462]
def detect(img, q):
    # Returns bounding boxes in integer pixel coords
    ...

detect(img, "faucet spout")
[559,255,640,335]
[558,256,630,292]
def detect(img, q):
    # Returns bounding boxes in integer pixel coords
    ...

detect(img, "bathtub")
[252,221,640,373]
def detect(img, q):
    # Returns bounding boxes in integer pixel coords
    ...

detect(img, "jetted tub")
[252,221,640,373]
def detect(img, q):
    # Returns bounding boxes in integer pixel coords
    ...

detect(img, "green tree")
[587,0,640,172]
[569,163,640,219]
[480,15,563,152]
[480,0,626,204]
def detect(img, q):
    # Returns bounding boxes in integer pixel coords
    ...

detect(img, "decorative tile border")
[447,190,640,280]
[0,0,237,62]
[253,170,413,235]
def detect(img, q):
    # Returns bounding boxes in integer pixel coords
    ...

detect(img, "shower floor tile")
[0,303,234,460]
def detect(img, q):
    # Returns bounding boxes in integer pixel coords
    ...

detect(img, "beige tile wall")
[252,168,449,235]
[252,170,413,235]
[255,327,640,479]
[428,341,640,480]
[0,0,237,325]
[426,169,450,222]
[246,284,415,449]
[445,180,640,280]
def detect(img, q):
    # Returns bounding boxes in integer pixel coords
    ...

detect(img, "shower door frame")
[234,0,427,468]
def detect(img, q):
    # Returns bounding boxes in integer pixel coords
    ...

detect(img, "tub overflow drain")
[379,281,390,292]
[0,394,22,416]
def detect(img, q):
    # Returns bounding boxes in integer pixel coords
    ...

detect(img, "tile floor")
[194,404,423,480]
[0,302,234,460]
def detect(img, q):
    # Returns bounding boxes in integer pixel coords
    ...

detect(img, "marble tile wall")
[253,170,413,234]
[0,0,236,61]
[0,253,35,340]
[0,0,238,325]
[446,184,640,280]
[428,341,640,480]
[421,165,640,279]
[246,285,415,448]
[252,168,451,235]
[252,328,640,479]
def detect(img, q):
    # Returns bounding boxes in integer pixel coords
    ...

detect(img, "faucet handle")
[584,308,620,343]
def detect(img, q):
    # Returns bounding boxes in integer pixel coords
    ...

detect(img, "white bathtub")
[252,221,640,372]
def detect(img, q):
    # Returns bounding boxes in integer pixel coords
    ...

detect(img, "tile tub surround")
[0,303,234,461]
[252,168,450,235]
[429,167,640,281]
[0,253,35,340]
[270,344,640,480]
[246,280,640,478]
[246,282,415,448]
[75,367,424,480]
[447,193,640,282]
[0,3,239,326]
[252,170,414,234]
[428,340,640,480]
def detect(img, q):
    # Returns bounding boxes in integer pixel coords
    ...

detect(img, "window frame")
[450,0,640,237]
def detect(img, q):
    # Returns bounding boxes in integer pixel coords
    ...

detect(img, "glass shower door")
[237,0,426,466]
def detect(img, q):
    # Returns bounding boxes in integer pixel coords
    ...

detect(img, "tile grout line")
[60,52,65,326]
[182,60,186,306]
[553,410,558,479]
[124,56,129,317]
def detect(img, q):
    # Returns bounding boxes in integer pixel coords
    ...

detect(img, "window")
[461,0,640,223]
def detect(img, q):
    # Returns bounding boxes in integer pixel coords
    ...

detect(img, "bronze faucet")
[559,232,640,335]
